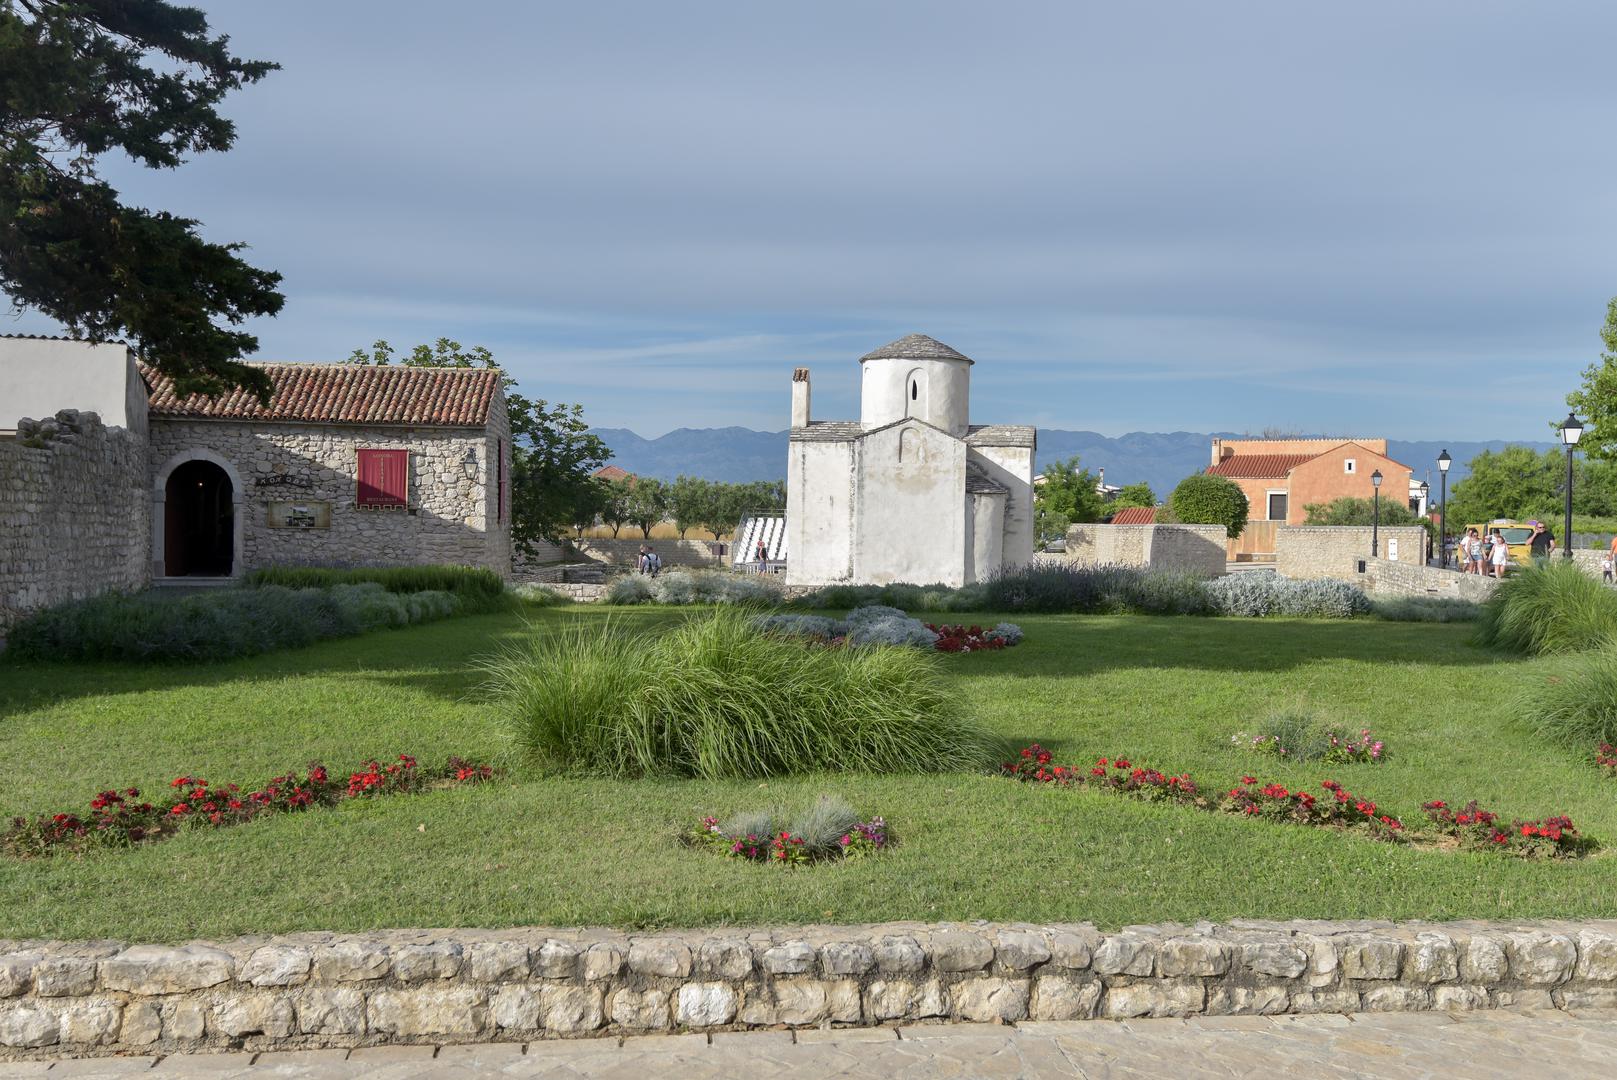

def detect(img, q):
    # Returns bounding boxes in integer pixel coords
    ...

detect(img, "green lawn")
[1,606,1612,941]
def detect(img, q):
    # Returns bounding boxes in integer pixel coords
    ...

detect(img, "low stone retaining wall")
[524,582,607,603]
[573,538,726,569]
[4,919,1617,1060]
[1357,557,1500,601]
[1062,524,1227,578]
[1275,526,1429,582]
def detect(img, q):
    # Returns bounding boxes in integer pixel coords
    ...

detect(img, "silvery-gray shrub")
[753,613,848,638]
[845,614,940,648]
[1205,571,1370,618]
[605,574,656,605]
[987,622,1024,645]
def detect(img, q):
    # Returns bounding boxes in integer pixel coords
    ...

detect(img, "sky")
[8,0,1617,439]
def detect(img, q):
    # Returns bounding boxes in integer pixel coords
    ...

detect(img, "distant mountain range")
[591,427,1559,497]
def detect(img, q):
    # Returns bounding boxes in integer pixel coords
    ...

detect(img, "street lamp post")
[1419,480,1431,563]
[1437,450,1452,569]
[1559,413,1583,560]
[1371,469,1383,557]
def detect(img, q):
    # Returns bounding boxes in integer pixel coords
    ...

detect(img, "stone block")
[1362,985,1430,1012]
[1494,988,1555,1010]
[1433,986,1489,1011]
[392,942,463,982]
[761,941,816,976]
[994,930,1051,972]
[609,987,671,1030]
[100,945,233,994]
[1288,989,1360,1014]
[873,936,926,974]
[1205,985,1290,1015]
[490,985,540,1031]
[1092,935,1154,977]
[1403,933,1459,984]
[0,1003,58,1049]
[952,977,1030,1023]
[467,942,531,983]
[1031,976,1101,1021]
[1340,938,1403,981]
[119,1001,161,1045]
[296,988,367,1035]
[534,939,580,979]
[57,999,121,1045]
[930,930,994,973]
[1157,937,1231,977]
[1555,987,1617,1010]
[1504,932,1576,986]
[539,985,604,1033]
[768,979,856,1026]
[582,943,624,981]
[0,953,41,998]
[1047,930,1097,971]
[1460,936,1508,983]
[31,957,97,998]
[864,978,948,1021]
[163,998,206,1041]
[628,938,693,978]
[239,945,313,987]
[821,941,875,976]
[314,941,391,983]
[675,982,738,1027]
[368,987,490,1037]
[697,938,753,980]
[1102,980,1205,1018]
[1574,930,1617,982]
[1238,939,1309,979]
[213,993,296,1038]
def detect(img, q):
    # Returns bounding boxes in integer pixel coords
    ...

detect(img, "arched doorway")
[164,459,235,577]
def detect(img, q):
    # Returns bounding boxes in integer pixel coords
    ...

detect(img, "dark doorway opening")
[164,459,234,576]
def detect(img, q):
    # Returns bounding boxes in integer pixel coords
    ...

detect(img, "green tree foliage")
[1110,482,1156,511]
[622,477,670,539]
[1566,297,1617,460]
[1169,474,1249,538]
[345,339,611,550]
[1301,496,1422,527]
[1442,446,1617,529]
[0,0,284,398]
[669,476,710,539]
[665,476,782,540]
[1035,456,1106,541]
[599,477,633,538]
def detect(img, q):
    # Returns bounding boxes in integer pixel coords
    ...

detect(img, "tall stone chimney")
[791,367,811,428]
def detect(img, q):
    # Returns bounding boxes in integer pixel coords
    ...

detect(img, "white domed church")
[784,334,1035,587]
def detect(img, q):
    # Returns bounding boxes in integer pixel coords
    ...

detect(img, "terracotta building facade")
[1207,437,1414,526]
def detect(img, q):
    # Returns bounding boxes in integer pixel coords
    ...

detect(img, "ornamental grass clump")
[486,608,997,779]
[1518,640,1617,748]
[1477,559,1617,655]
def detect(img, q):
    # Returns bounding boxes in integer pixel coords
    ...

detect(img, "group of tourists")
[1457,520,1558,578]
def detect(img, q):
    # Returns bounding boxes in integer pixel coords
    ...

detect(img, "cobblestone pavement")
[5,1011,1617,1079]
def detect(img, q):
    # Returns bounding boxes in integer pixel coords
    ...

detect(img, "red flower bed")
[925,624,1013,653]
[1000,744,1590,857]
[1598,743,1617,777]
[4,754,495,857]
[1421,800,1592,858]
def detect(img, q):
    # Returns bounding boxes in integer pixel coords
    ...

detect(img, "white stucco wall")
[852,420,968,586]
[969,444,1036,570]
[860,357,971,437]
[785,439,857,584]
[1,339,146,433]
[967,491,1006,584]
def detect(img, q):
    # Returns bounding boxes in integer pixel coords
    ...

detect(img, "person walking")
[1463,528,1482,574]
[1490,530,1510,578]
[645,545,661,578]
[1528,520,1556,560]
[754,537,769,574]
[636,544,650,575]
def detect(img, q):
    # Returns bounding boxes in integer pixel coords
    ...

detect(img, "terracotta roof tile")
[1109,506,1157,524]
[142,362,500,427]
[1206,453,1317,478]
[593,465,632,481]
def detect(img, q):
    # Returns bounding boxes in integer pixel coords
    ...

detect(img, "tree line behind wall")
[592,476,786,541]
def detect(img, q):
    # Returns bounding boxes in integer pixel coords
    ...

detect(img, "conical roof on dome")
[859,333,974,364]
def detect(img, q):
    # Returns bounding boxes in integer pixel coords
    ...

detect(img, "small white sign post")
[1387,537,1399,561]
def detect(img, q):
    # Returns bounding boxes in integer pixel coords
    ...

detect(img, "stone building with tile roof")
[1206,436,1412,526]
[1,337,511,625]
[785,334,1036,587]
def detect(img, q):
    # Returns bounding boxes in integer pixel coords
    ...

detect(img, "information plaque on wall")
[266,500,332,529]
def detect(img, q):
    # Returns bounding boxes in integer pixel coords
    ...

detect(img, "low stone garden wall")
[4,919,1616,1059]
[1357,557,1501,601]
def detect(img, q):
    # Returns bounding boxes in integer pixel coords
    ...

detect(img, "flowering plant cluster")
[1598,743,1617,777]
[1001,745,1201,805]
[1221,777,1405,840]
[999,745,1590,858]
[1321,729,1386,764]
[1421,800,1592,858]
[689,813,890,865]
[924,623,1021,653]
[4,754,495,858]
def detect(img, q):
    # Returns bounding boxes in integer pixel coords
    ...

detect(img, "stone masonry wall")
[3,920,1616,1059]
[572,538,727,569]
[1357,558,1500,601]
[1275,526,1428,582]
[1063,524,1227,577]
[148,419,511,577]
[0,410,148,631]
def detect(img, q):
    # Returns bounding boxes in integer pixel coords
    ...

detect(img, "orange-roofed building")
[1207,437,1413,525]
[1108,506,1157,525]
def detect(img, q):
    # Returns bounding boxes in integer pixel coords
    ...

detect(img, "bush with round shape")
[1169,474,1250,539]
[1204,571,1371,618]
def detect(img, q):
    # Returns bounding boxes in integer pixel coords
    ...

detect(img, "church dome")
[860,334,974,365]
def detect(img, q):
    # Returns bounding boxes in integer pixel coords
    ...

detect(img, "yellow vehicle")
[1462,520,1536,565]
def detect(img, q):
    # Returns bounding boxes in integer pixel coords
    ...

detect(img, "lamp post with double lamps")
[1371,469,1383,557]
[1437,450,1452,568]
[1559,413,1583,560]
